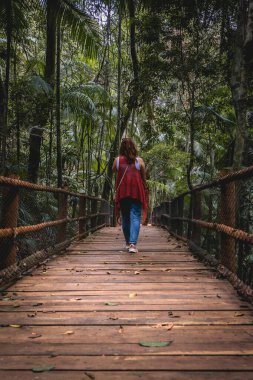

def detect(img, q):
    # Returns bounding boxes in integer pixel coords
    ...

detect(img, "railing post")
[0,175,19,269]
[160,202,166,226]
[191,191,202,245]
[91,198,97,230]
[171,200,177,233]
[79,196,86,239]
[164,201,171,230]
[220,180,236,272]
[101,200,110,226]
[57,192,68,244]
[177,196,184,237]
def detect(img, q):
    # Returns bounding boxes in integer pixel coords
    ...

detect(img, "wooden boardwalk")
[0,226,253,379]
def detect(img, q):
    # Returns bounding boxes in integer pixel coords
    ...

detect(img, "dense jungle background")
[0,0,253,212]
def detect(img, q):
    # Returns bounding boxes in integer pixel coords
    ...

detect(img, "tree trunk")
[231,1,248,169]
[27,0,57,183]
[117,2,122,151]
[244,0,253,63]
[102,0,140,200]
[45,0,57,88]
[56,23,62,188]
[27,127,44,183]
[186,114,194,190]
[0,0,12,174]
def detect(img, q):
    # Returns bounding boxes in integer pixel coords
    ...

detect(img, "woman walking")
[113,138,148,253]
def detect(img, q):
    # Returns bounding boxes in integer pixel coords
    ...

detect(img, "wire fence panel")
[152,168,253,293]
[0,176,113,278]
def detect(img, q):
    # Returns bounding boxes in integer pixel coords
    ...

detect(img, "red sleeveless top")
[115,156,148,221]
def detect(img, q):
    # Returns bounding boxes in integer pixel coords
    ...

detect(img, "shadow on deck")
[0,226,253,379]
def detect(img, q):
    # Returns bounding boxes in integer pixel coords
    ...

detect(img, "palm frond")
[62,90,97,118]
[194,105,236,125]
[80,82,110,103]
[0,0,30,32]
[41,0,101,58]
[30,74,52,95]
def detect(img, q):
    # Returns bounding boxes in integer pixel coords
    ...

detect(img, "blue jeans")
[120,198,141,245]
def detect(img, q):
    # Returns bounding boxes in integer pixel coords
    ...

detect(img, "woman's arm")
[112,157,118,172]
[139,158,147,188]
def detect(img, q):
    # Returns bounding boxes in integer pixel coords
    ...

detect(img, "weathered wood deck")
[0,226,253,379]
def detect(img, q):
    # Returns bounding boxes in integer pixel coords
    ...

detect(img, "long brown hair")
[119,138,138,163]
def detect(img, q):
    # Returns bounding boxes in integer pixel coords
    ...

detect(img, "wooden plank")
[1,342,253,356]
[0,355,253,370]
[0,325,252,344]
[0,225,252,377]
[1,372,253,380]
[8,282,236,291]
[0,310,252,326]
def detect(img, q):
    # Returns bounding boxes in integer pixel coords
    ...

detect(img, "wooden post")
[171,200,177,233]
[101,200,110,226]
[79,196,86,239]
[220,181,236,272]
[164,201,171,230]
[177,196,184,237]
[91,199,97,230]
[192,191,202,246]
[57,193,68,244]
[0,175,19,269]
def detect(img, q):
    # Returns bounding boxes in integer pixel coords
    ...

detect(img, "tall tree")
[27,0,100,183]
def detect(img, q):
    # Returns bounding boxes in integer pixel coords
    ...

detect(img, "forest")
[0,0,253,210]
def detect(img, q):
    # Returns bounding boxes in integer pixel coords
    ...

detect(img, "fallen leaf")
[32,303,43,307]
[234,312,244,317]
[162,268,172,272]
[162,323,174,330]
[109,317,118,320]
[32,365,55,373]
[105,302,119,306]
[106,271,111,275]
[118,325,124,334]
[216,294,222,298]
[2,297,10,301]
[62,330,74,335]
[28,333,42,339]
[153,323,174,330]
[134,271,140,275]
[27,313,37,318]
[139,341,172,347]
[42,310,56,313]
[13,304,20,308]
[75,298,82,301]
[9,324,21,328]
[129,293,137,298]
[84,372,95,380]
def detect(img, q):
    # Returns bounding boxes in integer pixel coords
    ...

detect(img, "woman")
[113,138,148,253]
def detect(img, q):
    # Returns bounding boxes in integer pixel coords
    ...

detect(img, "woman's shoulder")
[137,157,145,166]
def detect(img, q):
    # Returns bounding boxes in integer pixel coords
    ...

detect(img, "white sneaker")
[129,244,138,253]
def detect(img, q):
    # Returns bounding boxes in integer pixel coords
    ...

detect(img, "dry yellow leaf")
[62,330,74,335]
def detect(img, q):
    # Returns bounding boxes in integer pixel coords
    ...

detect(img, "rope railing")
[0,175,113,282]
[152,166,253,301]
